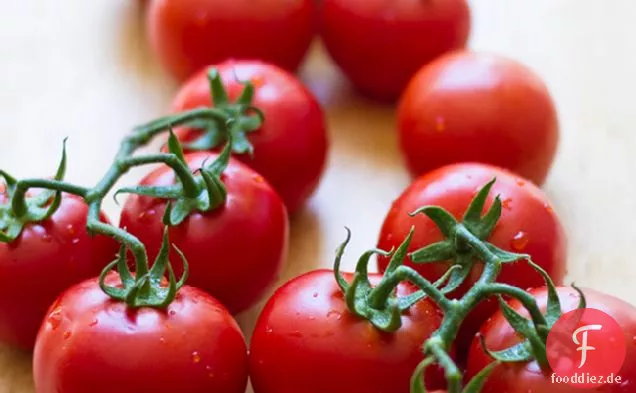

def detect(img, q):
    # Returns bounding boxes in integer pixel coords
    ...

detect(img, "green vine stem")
[0,69,262,308]
[332,180,570,393]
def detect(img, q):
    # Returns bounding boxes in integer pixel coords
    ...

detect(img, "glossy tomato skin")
[466,287,636,392]
[0,193,117,350]
[33,273,248,393]
[320,0,471,101]
[398,51,559,185]
[120,152,289,314]
[250,269,448,393]
[172,61,328,214]
[147,0,317,81]
[377,163,566,356]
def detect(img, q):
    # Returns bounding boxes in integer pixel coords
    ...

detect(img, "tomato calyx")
[480,263,587,369]
[99,227,189,308]
[0,139,69,242]
[333,227,458,332]
[179,68,264,156]
[115,131,233,226]
[408,179,529,295]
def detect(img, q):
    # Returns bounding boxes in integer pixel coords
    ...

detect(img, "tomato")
[120,152,289,314]
[250,269,447,393]
[377,163,566,357]
[0,192,117,350]
[466,287,636,392]
[147,0,317,81]
[172,61,328,214]
[33,272,248,393]
[320,0,471,100]
[398,51,559,185]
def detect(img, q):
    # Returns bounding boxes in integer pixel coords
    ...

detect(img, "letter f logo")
[572,325,603,368]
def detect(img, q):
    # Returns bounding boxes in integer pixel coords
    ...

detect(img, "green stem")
[120,154,200,198]
[427,339,462,393]
[482,284,548,328]
[133,108,230,137]
[368,266,451,311]
[16,179,90,198]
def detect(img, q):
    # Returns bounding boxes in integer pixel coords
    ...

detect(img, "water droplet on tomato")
[192,351,201,363]
[66,224,76,235]
[327,310,342,319]
[289,331,303,338]
[63,331,72,340]
[511,231,529,251]
[169,310,176,316]
[544,203,554,213]
[42,233,52,242]
[159,337,166,344]
[47,308,63,330]
[502,198,513,210]
[206,365,215,378]
[89,318,98,327]
[516,179,526,187]
[265,327,273,334]
[312,292,318,298]
[252,175,264,184]
[71,238,80,245]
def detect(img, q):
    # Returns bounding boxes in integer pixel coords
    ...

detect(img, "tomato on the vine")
[0,192,117,350]
[171,61,328,214]
[147,0,317,81]
[377,163,567,356]
[320,0,471,100]
[466,287,636,392]
[33,272,248,393]
[249,270,447,393]
[398,51,559,185]
[120,152,289,314]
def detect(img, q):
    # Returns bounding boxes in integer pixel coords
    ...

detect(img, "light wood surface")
[1,0,635,391]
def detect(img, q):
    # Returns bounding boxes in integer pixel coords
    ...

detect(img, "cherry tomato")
[147,0,317,81]
[0,192,117,350]
[120,152,289,314]
[320,0,471,100]
[172,61,328,214]
[250,269,447,393]
[33,272,248,393]
[466,287,636,392]
[377,163,566,357]
[398,51,559,185]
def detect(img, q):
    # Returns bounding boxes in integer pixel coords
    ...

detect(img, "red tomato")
[250,269,447,393]
[172,61,328,214]
[147,0,317,81]
[466,287,636,392]
[120,152,289,314]
[398,51,559,185]
[0,192,117,350]
[33,272,248,393]
[377,163,566,357]
[320,0,471,100]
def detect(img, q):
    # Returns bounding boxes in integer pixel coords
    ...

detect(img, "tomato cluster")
[0,2,634,393]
